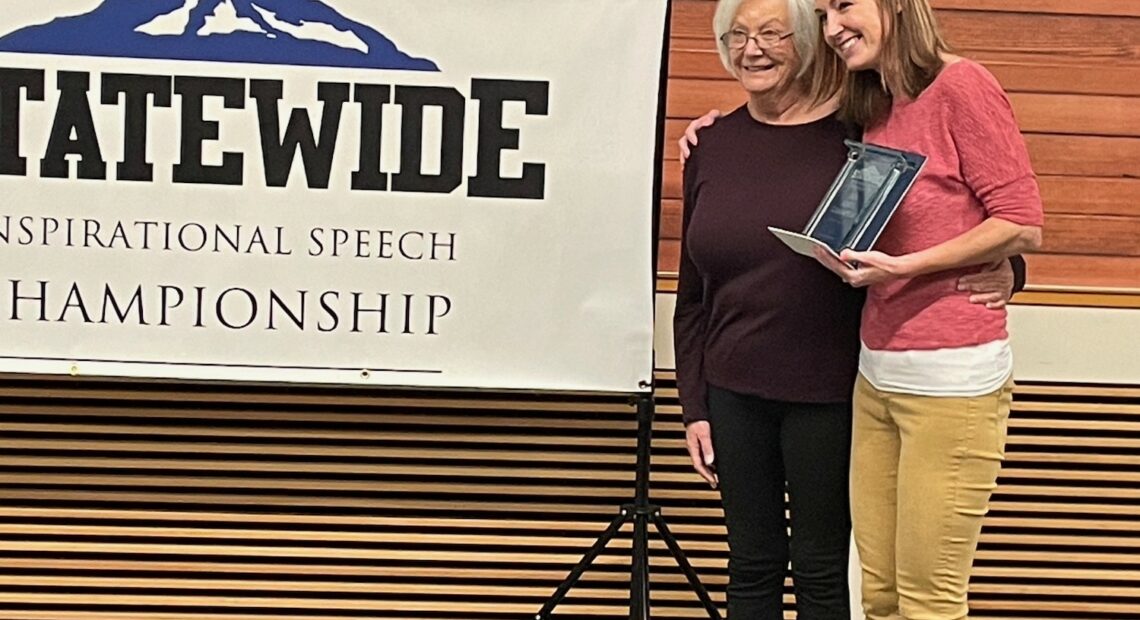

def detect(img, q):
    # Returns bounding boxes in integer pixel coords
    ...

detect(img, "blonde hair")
[713,0,846,107]
[839,0,950,127]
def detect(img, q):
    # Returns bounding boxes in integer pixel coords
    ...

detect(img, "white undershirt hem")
[859,339,1013,397]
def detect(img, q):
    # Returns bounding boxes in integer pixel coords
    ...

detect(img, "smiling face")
[727,0,801,96]
[814,0,886,71]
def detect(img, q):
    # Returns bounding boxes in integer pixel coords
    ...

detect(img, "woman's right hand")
[677,109,723,163]
[685,420,718,488]
[958,260,1015,309]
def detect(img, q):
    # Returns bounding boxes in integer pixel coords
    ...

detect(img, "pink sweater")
[861,59,1045,351]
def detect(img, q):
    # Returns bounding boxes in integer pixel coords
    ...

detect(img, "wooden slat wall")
[0,377,690,619]
[2,373,1140,619]
[659,0,1140,292]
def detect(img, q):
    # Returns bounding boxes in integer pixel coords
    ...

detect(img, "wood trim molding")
[655,275,1140,309]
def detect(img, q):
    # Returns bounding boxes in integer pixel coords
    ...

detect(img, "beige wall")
[656,294,1140,384]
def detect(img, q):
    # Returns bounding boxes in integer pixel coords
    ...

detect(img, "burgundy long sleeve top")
[673,107,865,424]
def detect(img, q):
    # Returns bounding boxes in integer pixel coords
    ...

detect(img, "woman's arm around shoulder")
[677,109,722,163]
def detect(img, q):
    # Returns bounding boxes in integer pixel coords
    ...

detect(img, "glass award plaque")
[768,140,926,265]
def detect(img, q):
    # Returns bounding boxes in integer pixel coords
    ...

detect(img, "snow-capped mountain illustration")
[0,0,438,71]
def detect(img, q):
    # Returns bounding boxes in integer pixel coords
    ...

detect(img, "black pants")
[707,385,852,620]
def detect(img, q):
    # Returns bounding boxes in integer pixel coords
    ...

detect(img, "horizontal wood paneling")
[936,11,1140,63]
[660,164,1140,218]
[2,373,1140,619]
[663,121,1140,181]
[670,51,1140,97]
[661,0,1140,292]
[931,0,1140,18]
[673,2,1140,59]
[657,238,1140,289]
[1023,254,1140,290]
[1024,135,1140,179]
[663,79,1140,137]
[659,172,1140,257]
[660,205,1140,258]
[1037,178,1140,218]
[0,377,704,619]
[1008,93,1140,137]
[1041,215,1140,256]
[978,60,1140,97]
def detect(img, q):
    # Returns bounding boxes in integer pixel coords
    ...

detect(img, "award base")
[767,226,852,267]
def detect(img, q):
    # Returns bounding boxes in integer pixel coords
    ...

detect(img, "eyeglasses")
[719,29,794,50]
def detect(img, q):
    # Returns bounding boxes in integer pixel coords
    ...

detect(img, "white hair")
[713,0,820,79]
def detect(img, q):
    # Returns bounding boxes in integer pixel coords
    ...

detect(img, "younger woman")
[811,1,1044,618]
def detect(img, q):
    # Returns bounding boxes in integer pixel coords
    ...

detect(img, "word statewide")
[0,69,548,198]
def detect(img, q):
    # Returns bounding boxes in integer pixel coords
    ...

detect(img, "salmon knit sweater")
[860,59,1044,351]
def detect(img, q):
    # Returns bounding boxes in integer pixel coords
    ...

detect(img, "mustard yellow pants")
[851,374,1013,620]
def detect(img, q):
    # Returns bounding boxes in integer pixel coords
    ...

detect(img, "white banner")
[0,0,664,392]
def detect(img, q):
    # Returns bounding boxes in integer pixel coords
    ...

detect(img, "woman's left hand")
[813,248,912,288]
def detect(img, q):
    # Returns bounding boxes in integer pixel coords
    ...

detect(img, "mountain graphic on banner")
[0,0,439,71]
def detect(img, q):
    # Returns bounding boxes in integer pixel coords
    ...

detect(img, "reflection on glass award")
[768,140,926,265]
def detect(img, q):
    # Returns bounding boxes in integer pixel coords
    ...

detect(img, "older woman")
[674,0,1022,617]
[675,0,862,616]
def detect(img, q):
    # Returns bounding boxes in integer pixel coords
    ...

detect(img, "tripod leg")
[651,511,723,620]
[630,512,650,620]
[537,509,629,619]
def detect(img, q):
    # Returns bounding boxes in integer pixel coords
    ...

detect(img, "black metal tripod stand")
[536,393,722,619]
